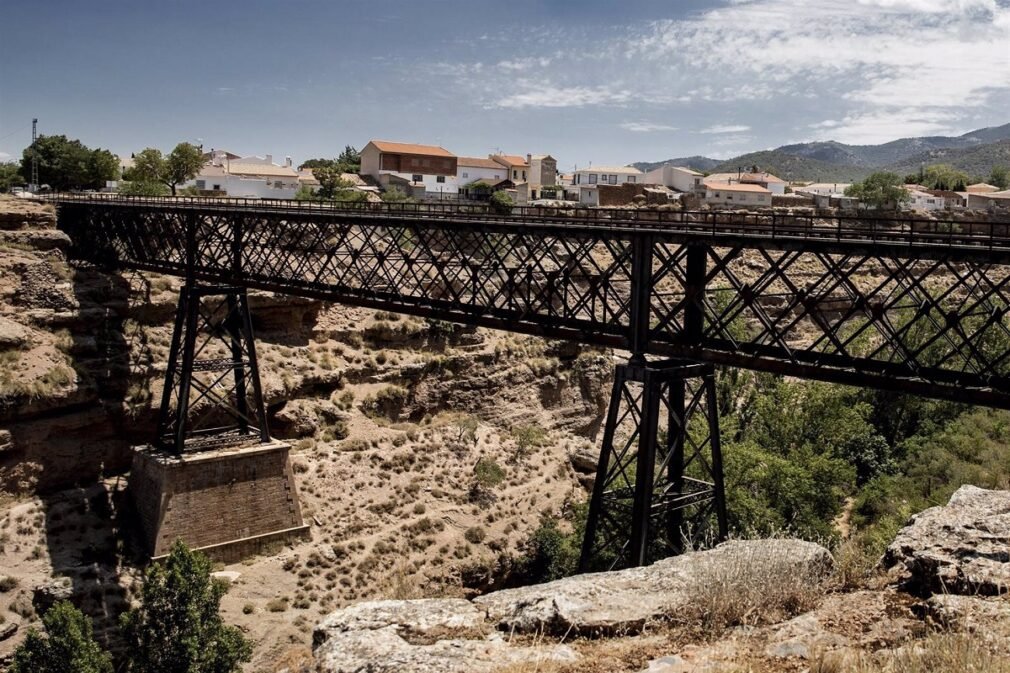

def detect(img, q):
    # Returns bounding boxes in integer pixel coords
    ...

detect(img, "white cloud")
[494,85,633,109]
[700,124,751,134]
[0,152,10,160]
[620,121,677,132]
[444,0,1010,146]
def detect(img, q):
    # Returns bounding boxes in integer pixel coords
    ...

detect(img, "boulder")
[568,447,599,473]
[0,621,17,642]
[925,594,1010,644]
[474,539,832,635]
[0,316,32,349]
[313,600,575,673]
[314,626,577,673]
[32,576,73,614]
[884,485,1010,595]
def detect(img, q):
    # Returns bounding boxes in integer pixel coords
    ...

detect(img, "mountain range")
[633,123,1010,183]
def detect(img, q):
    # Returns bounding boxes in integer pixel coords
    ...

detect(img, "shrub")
[361,385,409,419]
[489,190,514,215]
[10,601,112,673]
[463,526,486,544]
[120,541,252,673]
[0,575,17,592]
[473,457,505,489]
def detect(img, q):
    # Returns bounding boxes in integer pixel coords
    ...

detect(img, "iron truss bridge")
[47,194,1010,569]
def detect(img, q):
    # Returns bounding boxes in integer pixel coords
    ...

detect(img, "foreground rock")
[884,485,1010,595]
[313,599,576,673]
[475,539,832,635]
[314,539,833,672]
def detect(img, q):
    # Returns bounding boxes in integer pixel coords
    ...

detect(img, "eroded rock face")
[313,540,833,673]
[883,485,1010,595]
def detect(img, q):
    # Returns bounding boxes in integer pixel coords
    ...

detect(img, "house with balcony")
[360,140,459,197]
[572,165,643,187]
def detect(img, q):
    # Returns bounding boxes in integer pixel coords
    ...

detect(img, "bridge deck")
[47,194,1010,408]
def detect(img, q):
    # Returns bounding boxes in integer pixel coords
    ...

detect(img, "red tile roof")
[457,156,504,169]
[368,140,455,158]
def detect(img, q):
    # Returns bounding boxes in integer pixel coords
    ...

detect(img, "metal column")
[579,358,728,571]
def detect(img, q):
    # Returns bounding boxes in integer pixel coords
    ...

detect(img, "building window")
[274,181,283,188]
[462,172,468,178]
[589,174,597,184]
[412,174,422,182]
[436,176,445,183]
[513,170,518,179]
[628,176,636,184]
[212,184,221,191]
[609,175,617,185]
[196,180,206,189]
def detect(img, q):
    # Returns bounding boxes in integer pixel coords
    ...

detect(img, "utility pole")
[30,119,39,192]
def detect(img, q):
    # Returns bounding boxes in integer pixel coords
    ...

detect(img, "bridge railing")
[39,191,1010,252]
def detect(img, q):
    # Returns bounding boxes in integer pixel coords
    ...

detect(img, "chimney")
[527,153,532,164]
[285,156,292,168]
[265,154,273,165]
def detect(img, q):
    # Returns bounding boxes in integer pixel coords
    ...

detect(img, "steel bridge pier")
[579,358,728,571]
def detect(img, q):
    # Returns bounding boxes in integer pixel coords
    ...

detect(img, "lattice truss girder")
[649,244,1010,391]
[61,203,1010,404]
[580,360,728,571]
[156,284,269,453]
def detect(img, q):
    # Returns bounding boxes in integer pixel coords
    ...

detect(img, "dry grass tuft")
[681,547,826,630]
[815,633,1010,673]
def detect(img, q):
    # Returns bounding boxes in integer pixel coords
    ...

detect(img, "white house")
[706,171,787,195]
[572,165,643,186]
[795,183,851,197]
[185,151,301,198]
[360,140,459,196]
[457,157,507,185]
[703,181,772,208]
[491,154,529,183]
[968,190,1010,209]
[904,189,948,212]
[644,165,704,192]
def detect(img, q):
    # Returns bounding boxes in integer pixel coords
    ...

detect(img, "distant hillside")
[885,138,1010,178]
[777,123,1010,168]
[708,151,872,183]
[632,156,722,173]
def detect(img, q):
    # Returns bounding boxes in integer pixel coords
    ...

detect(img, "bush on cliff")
[121,541,251,673]
[10,601,113,673]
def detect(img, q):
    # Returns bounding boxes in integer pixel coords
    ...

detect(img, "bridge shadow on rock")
[39,478,143,659]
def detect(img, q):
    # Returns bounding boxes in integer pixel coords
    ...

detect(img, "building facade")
[572,165,643,186]
[360,140,459,196]
[644,165,704,192]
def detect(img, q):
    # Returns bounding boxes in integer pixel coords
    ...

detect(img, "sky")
[1,0,1009,171]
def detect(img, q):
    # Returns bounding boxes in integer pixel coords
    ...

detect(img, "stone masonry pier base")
[130,441,310,561]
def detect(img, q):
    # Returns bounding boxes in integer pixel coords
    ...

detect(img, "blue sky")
[1,0,1008,170]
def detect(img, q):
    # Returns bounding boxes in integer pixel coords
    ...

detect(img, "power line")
[0,123,31,142]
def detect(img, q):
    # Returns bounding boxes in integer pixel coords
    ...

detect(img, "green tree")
[0,161,24,192]
[489,190,514,215]
[380,186,409,202]
[314,165,365,201]
[120,541,252,673]
[119,180,170,196]
[920,163,970,191]
[844,172,910,210]
[21,135,118,190]
[130,143,204,196]
[299,146,360,174]
[337,145,360,172]
[990,166,1009,191]
[10,601,113,673]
